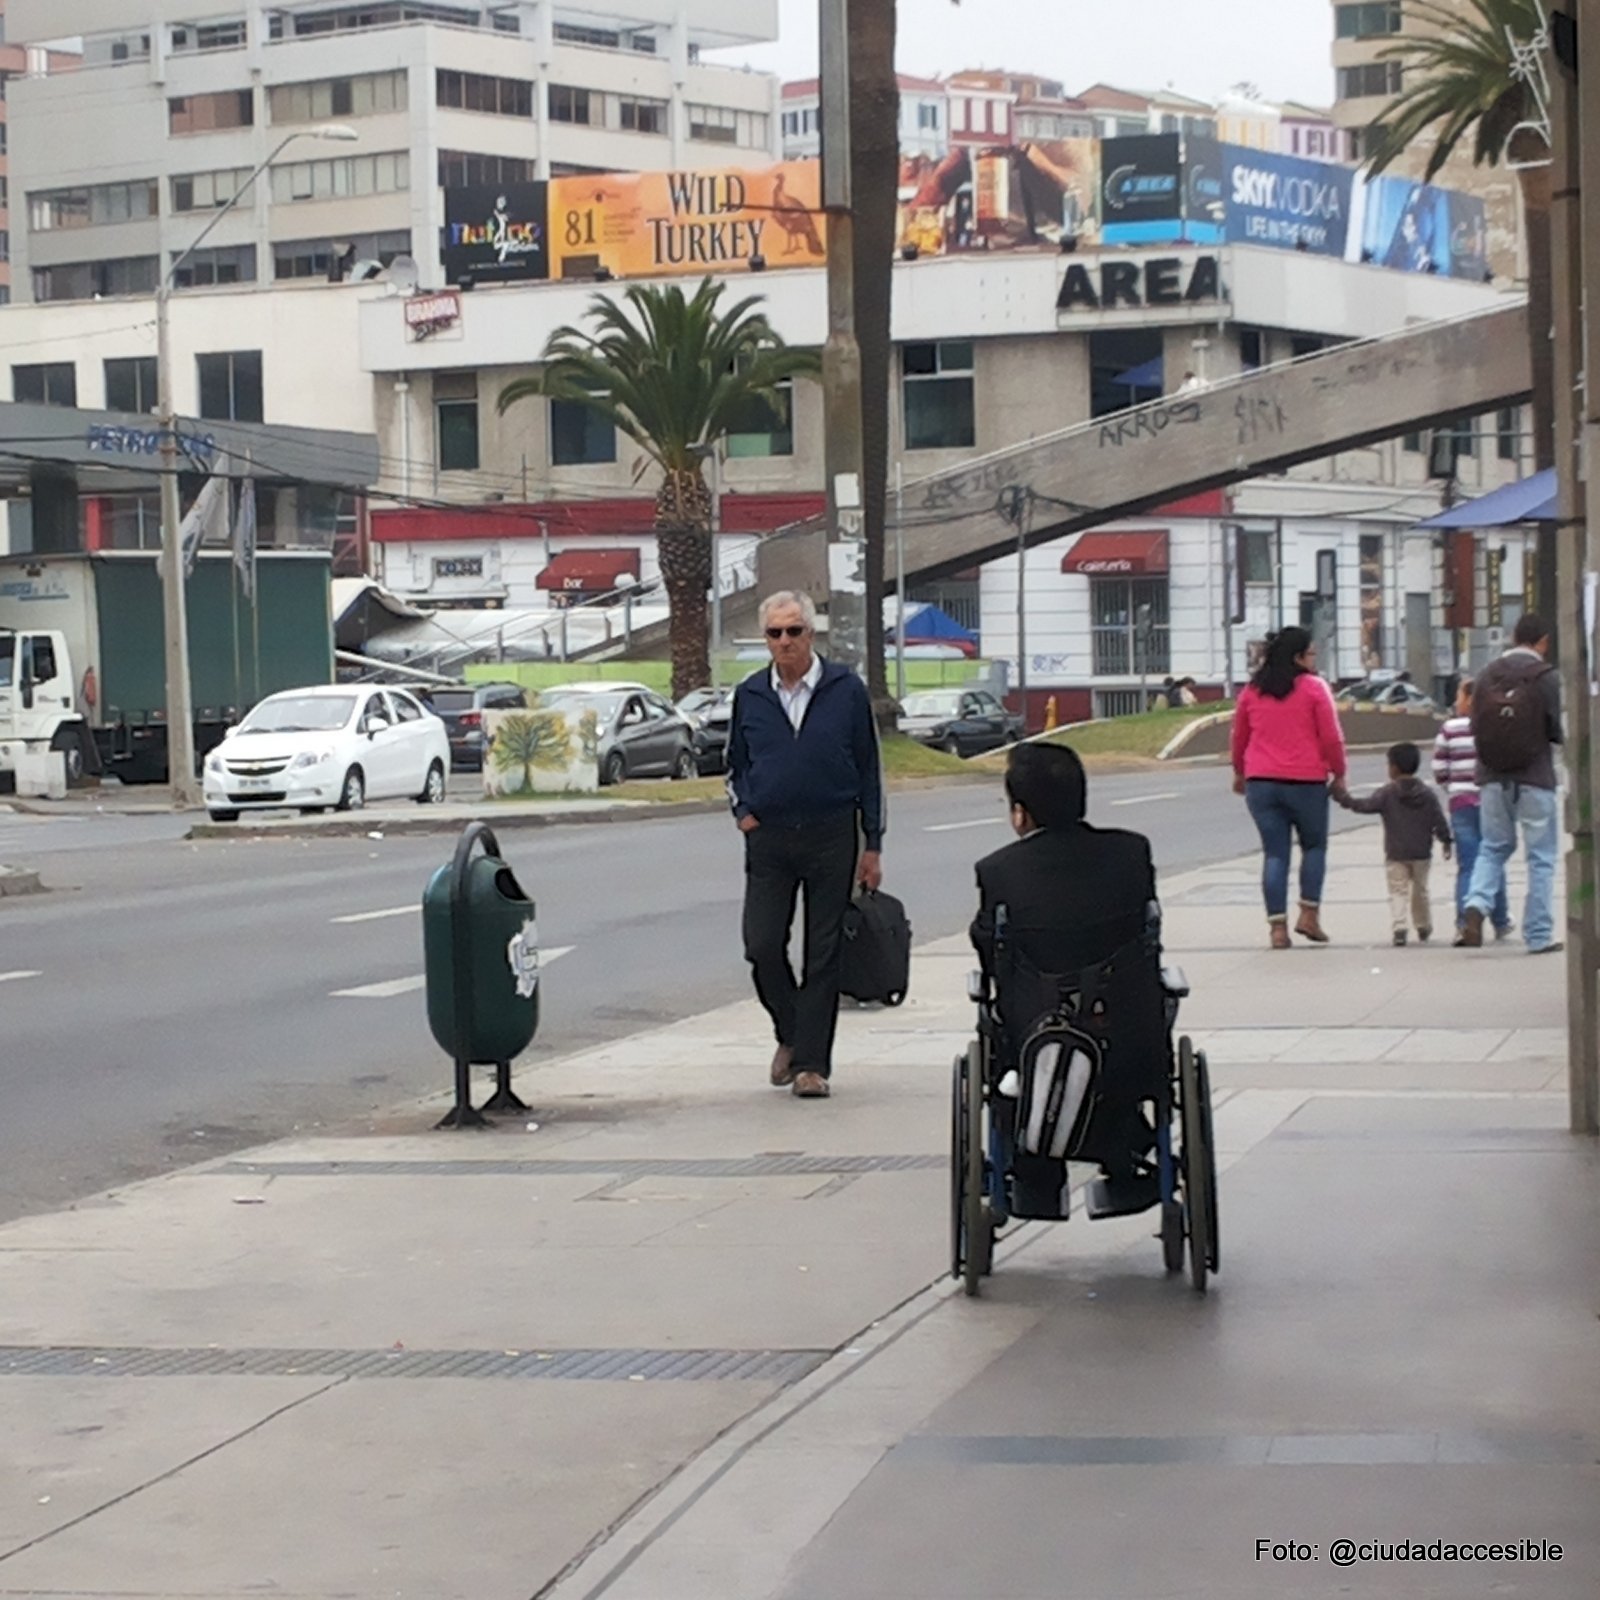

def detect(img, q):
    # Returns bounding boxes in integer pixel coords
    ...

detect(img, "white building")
[3,0,781,302]
[781,74,949,163]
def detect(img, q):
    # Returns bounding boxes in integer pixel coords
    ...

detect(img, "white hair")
[759,590,818,630]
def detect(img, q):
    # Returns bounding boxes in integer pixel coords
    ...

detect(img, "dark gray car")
[540,686,698,785]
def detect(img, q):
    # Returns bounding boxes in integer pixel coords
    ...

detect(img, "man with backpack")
[1458,614,1564,952]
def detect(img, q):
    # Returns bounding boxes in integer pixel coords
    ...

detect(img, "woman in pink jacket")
[1231,627,1348,949]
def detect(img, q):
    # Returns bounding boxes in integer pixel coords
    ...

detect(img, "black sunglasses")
[765,625,808,639]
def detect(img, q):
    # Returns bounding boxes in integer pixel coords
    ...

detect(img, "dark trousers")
[1245,779,1330,918]
[742,812,859,1078]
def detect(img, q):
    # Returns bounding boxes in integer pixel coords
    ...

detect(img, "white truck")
[0,550,334,786]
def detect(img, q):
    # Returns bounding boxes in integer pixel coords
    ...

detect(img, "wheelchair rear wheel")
[950,1043,994,1296]
[1178,1036,1215,1293]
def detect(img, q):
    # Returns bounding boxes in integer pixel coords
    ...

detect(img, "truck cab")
[0,628,87,780]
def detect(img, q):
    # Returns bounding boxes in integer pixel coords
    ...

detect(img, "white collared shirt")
[772,653,823,733]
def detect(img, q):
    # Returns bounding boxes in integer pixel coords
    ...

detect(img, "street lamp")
[156,123,358,806]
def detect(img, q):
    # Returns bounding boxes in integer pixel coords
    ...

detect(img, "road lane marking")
[331,906,417,925]
[924,818,1004,833]
[1110,792,1181,808]
[0,971,42,984]
[331,947,574,1000]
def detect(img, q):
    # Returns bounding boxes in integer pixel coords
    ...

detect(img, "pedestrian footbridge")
[758,301,1533,596]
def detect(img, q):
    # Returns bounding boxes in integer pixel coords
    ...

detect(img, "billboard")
[1220,144,1354,258]
[1182,137,1228,245]
[897,139,1100,255]
[442,182,550,285]
[1352,175,1488,280]
[1100,134,1184,244]
[546,161,826,280]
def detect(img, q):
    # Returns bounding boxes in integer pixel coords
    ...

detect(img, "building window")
[273,230,411,279]
[686,104,769,148]
[1090,578,1171,676]
[1444,417,1478,458]
[269,151,409,203]
[105,356,159,414]
[270,70,408,124]
[32,257,160,301]
[554,20,620,47]
[197,350,264,423]
[436,373,480,472]
[12,362,77,406]
[1240,528,1275,585]
[438,151,535,188]
[171,167,253,213]
[1337,62,1404,99]
[782,110,799,137]
[726,380,794,459]
[492,11,523,31]
[28,180,159,231]
[917,102,941,131]
[171,244,258,289]
[618,96,668,135]
[437,69,534,117]
[1403,431,1423,453]
[549,84,598,125]
[903,341,976,451]
[169,88,255,134]
[551,392,616,466]
[1496,406,1522,461]
[1239,328,1264,370]
[1335,2,1402,38]
[169,19,248,53]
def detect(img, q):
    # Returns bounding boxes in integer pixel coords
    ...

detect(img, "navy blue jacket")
[727,659,886,850]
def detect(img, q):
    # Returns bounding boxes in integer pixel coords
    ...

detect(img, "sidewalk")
[1,838,1594,1599]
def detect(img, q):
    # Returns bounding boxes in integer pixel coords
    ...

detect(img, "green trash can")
[423,822,540,1127]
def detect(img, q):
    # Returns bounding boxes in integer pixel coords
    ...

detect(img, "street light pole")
[155,124,357,806]
[818,0,867,676]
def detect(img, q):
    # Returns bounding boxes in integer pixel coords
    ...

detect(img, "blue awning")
[1416,468,1557,529]
[1112,357,1165,390]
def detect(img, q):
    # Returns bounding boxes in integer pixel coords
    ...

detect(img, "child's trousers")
[1386,860,1432,934]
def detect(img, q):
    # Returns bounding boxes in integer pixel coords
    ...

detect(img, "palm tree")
[1364,0,1556,597]
[498,279,820,699]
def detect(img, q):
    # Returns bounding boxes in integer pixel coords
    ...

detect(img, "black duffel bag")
[839,888,912,1007]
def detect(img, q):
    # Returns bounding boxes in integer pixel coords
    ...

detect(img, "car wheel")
[416,760,446,805]
[207,809,240,823]
[50,725,94,786]
[603,751,627,787]
[336,767,366,812]
[941,738,964,759]
[672,748,697,781]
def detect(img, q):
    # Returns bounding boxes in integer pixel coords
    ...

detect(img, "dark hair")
[1389,741,1421,776]
[1251,626,1314,700]
[1006,743,1087,829]
[1513,613,1548,647]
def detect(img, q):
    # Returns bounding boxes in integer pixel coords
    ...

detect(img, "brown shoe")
[1295,904,1329,944]
[1458,907,1484,949]
[792,1071,831,1099]
[769,1045,795,1088]
[1270,921,1292,950]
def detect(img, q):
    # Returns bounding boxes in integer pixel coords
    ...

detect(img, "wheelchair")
[951,923,1219,1296]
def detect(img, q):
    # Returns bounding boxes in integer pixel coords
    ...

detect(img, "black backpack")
[839,889,911,1007]
[1473,655,1554,774]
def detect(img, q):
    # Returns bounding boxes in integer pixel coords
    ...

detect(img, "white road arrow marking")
[331,906,417,925]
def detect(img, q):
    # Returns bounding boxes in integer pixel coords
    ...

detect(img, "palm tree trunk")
[1516,150,1558,634]
[655,469,713,700]
[848,0,898,721]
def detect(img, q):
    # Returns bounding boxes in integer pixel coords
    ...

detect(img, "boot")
[1295,903,1329,944]
[1270,919,1292,950]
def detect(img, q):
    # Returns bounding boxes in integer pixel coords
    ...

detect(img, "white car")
[202,685,450,822]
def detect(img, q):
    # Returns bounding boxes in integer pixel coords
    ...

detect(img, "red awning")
[536,548,641,593]
[1061,531,1169,577]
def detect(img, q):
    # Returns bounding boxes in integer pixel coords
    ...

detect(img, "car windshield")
[542,692,625,724]
[902,692,963,718]
[0,641,12,689]
[239,694,356,734]
[428,690,476,713]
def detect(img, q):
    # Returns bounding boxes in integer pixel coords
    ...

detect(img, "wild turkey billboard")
[897,140,1100,257]
[547,160,826,280]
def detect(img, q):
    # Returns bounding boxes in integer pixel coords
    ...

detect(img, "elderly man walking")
[726,591,886,1099]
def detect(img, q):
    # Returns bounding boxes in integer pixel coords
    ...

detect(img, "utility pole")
[1550,2,1599,1134]
[893,461,907,704]
[1000,485,1032,727]
[819,0,867,676]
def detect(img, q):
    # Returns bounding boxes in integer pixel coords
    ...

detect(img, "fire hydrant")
[1043,695,1059,732]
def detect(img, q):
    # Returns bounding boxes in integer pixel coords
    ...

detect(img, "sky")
[718,0,1337,109]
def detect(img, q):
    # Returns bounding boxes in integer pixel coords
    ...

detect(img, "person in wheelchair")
[970,742,1167,1220]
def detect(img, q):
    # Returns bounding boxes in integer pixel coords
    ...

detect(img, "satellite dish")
[387,255,421,294]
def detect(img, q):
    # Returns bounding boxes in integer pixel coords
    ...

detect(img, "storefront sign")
[433,556,484,580]
[548,161,825,279]
[1183,136,1228,245]
[443,182,550,285]
[1056,253,1222,314]
[1223,146,1353,258]
[1100,135,1183,244]
[86,424,218,462]
[406,291,462,333]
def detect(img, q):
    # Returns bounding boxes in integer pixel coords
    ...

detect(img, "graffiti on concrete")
[1236,393,1289,446]
[1309,351,1424,394]
[1096,397,1202,450]
[918,457,1022,512]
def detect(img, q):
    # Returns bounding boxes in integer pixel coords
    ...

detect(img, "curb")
[0,865,45,898]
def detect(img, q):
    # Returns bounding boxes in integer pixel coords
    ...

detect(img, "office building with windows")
[2,0,780,303]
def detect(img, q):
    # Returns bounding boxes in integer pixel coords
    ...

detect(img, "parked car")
[676,686,734,775]
[1335,677,1438,714]
[422,681,528,771]
[536,683,698,785]
[898,687,1023,757]
[202,685,449,822]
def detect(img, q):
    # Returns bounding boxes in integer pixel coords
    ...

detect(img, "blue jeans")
[1451,804,1509,932]
[1467,781,1560,950]
[1246,779,1330,920]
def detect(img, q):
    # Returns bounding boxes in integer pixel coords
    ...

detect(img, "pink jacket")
[1232,675,1347,783]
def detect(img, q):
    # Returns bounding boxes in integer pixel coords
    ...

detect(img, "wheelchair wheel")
[1197,1049,1220,1273]
[1178,1037,1214,1293]
[1160,1200,1185,1275]
[950,1053,968,1282]
[951,1042,994,1297]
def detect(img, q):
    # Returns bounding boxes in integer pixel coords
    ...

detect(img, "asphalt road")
[0,759,1385,1224]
